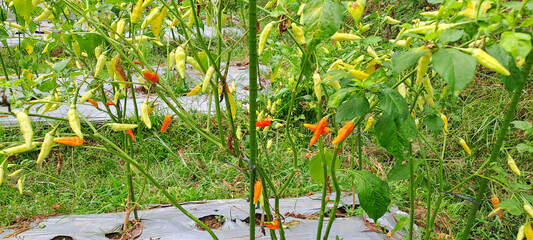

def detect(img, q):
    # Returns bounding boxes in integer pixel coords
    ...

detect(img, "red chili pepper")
[332,121,354,145]
[303,124,330,134]
[87,98,99,108]
[266,220,280,230]
[491,196,502,218]
[53,136,84,146]
[126,129,135,141]
[256,118,272,127]
[141,69,159,84]
[160,115,173,133]
[106,101,115,106]
[253,181,262,204]
[309,118,327,147]
[133,61,141,65]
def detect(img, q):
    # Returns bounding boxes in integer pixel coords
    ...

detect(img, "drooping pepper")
[130,0,144,24]
[141,100,152,129]
[175,46,187,78]
[258,22,275,56]
[490,196,502,218]
[126,129,135,141]
[303,124,330,134]
[459,138,471,155]
[68,104,83,139]
[160,115,173,133]
[332,121,354,145]
[309,118,327,147]
[253,181,262,204]
[507,154,521,176]
[13,110,33,148]
[266,220,280,230]
[37,130,55,164]
[54,136,84,146]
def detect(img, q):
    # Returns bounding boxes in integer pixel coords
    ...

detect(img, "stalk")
[408,143,414,240]
[323,145,341,239]
[459,53,533,240]
[248,0,259,237]
[357,126,363,170]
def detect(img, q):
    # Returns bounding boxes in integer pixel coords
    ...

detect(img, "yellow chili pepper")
[68,104,83,139]
[13,110,33,148]
[459,138,471,155]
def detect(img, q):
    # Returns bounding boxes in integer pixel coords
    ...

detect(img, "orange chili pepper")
[133,61,141,65]
[87,98,98,108]
[253,181,262,204]
[160,115,173,133]
[491,196,502,218]
[309,118,327,147]
[303,124,330,134]
[141,69,159,83]
[53,136,84,146]
[126,129,135,141]
[266,220,280,230]
[332,121,354,145]
[256,118,272,127]
[106,101,115,106]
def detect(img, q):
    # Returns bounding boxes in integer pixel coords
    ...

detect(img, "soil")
[196,215,225,231]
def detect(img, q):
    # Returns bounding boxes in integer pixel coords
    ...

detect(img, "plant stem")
[357,126,363,170]
[324,145,341,239]
[459,53,533,240]
[408,142,415,240]
[248,0,259,237]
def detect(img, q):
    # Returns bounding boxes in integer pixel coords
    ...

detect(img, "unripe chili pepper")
[525,204,533,219]
[141,100,152,129]
[461,48,510,76]
[141,0,154,8]
[303,124,330,134]
[130,0,143,24]
[236,126,242,140]
[71,40,81,58]
[175,46,187,78]
[364,116,375,132]
[110,20,117,39]
[88,98,99,108]
[309,118,327,147]
[106,60,115,80]
[458,138,471,155]
[34,7,53,21]
[253,181,262,204]
[1,142,39,156]
[422,76,435,108]
[347,0,364,24]
[313,71,322,100]
[95,45,102,59]
[142,7,160,29]
[291,23,306,45]
[105,123,138,131]
[384,16,401,24]
[13,110,33,148]
[517,225,526,240]
[186,57,203,72]
[187,85,202,96]
[18,176,24,194]
[266,220,280,230]
[330,32,361,41]
[202,66,216,92]
[94,53,106,77]
[8,168,23,177]
[507,153,521,176]
[333,121,354,145]
[0,159,6,186]
[68,104,83,139]
[37,130,55,164]
[53,136,84,146]
[416,47,431,85]
[490,196,502,218]
[79,89,96,104]
[266,140,273,149]
[148,6,167,38]
[403,23,455,34]
[349,69,369,80]
[524,222,533,240]
[160,115,173,133]
[440,114,448,132]
[116,18,127,39]
[256,118,272,127]
[142,69,159,84]
[258,22,275,56]
[167,50,176,69]
[106,101,115,106]
[126,129,135,141]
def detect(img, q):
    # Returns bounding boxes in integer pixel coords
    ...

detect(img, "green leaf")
[392,216,409,234]
[500,32,532,67]
[516,143,533,154]
[13,0,33,23]
[497,199,523,216]
[309,149,340,184]
[391,48,430,73]
[351,170,391,221]
[327,88,352,109]
[378,88,408,122]
[422,109,445,133]
[397,115,417,145]
[511,121,532,131]
[432,48,476,92]
[336,92,369,123]
[438,29,464,43]
[52,59,71,73]
[520,18,533,28]
[303,0,343,48]
[72,34,104,58]
[388,158,423,181]
[374,114,404,158]
[486,44,523,92]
